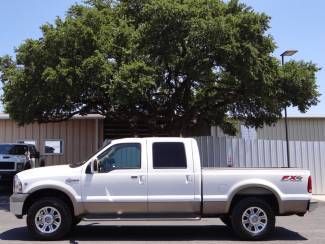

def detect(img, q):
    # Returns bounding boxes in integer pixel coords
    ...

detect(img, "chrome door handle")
[138,175,145,185]
[130,175,145,184]
[185,175,192,184]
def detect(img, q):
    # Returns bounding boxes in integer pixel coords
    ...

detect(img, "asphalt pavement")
[0,186,325,244]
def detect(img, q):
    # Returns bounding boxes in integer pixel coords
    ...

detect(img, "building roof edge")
[0,113,105,120]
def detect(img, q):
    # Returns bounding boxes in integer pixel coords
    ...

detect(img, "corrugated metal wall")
[0,119,104,165]
[211,118,325,141]
[195,136,325,194]
[257,118,325,141]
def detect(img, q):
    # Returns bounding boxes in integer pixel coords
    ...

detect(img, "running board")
[82,217,201,222]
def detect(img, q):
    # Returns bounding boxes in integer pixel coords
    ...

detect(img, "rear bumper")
[10,193,29,218]
[279,200,310,215]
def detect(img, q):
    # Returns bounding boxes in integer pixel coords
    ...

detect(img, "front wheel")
[231,197,275,240]
[27,197,72,240]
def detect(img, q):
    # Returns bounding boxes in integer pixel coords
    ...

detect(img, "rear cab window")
[152,142,187,168]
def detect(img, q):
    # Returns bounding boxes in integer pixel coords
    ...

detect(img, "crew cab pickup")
[10,137,313,241]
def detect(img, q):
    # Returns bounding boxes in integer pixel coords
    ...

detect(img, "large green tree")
[0,0,320,135]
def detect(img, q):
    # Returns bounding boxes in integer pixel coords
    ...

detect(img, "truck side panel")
[201,168,311,216]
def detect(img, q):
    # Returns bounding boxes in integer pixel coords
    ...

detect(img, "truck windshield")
[0,144,28,155]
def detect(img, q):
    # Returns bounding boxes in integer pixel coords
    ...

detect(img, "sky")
[0,0,324,115]
[241,0,325,115]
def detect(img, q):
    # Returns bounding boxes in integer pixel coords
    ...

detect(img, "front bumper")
[10,193,29,218]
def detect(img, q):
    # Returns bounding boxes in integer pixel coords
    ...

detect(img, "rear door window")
[152,142,187,168]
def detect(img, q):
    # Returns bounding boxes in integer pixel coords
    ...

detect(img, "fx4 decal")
[282,175,303,182]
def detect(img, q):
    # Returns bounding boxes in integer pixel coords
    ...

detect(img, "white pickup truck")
[10,137,313,241]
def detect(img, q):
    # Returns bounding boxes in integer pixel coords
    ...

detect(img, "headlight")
[13,175,23,193]
[16,163,24,171]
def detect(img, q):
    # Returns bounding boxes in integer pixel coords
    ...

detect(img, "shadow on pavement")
[0,225,307,242]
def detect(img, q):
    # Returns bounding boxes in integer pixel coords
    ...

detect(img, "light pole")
[280,50,298,168]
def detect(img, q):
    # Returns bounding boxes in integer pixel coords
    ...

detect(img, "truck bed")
[201,167,311,215]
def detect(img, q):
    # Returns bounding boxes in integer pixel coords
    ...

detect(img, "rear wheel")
[27,197,72,240]
[231,197,275,240]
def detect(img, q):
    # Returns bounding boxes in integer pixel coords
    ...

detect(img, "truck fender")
[225,179,283,213]
[25,181,83,216]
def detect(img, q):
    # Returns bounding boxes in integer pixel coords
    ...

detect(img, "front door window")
[97,143,141,173]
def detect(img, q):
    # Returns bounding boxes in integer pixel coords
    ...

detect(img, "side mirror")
[90,159,99,174]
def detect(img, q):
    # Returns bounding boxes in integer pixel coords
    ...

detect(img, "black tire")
[231,197,275,241]
[27,197,72,241]
[220,216,232,229]
[73,216,82,226]
[71,216,82,230]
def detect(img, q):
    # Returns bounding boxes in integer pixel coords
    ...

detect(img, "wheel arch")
[23,187,81,216]
[227,184,281,215]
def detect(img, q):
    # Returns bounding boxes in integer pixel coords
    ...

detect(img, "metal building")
[0,113,104,166]
[211,115,325,141]
[195,136,325,194]
[207,115,325,194]
[257,115,325,141]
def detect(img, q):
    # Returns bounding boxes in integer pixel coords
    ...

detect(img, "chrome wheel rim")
[35,206,62,234]
[242,206,267,234]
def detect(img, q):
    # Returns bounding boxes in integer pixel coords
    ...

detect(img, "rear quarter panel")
[202,168,311,215]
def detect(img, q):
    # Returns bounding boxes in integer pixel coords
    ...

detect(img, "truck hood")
[17,164,83,181]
